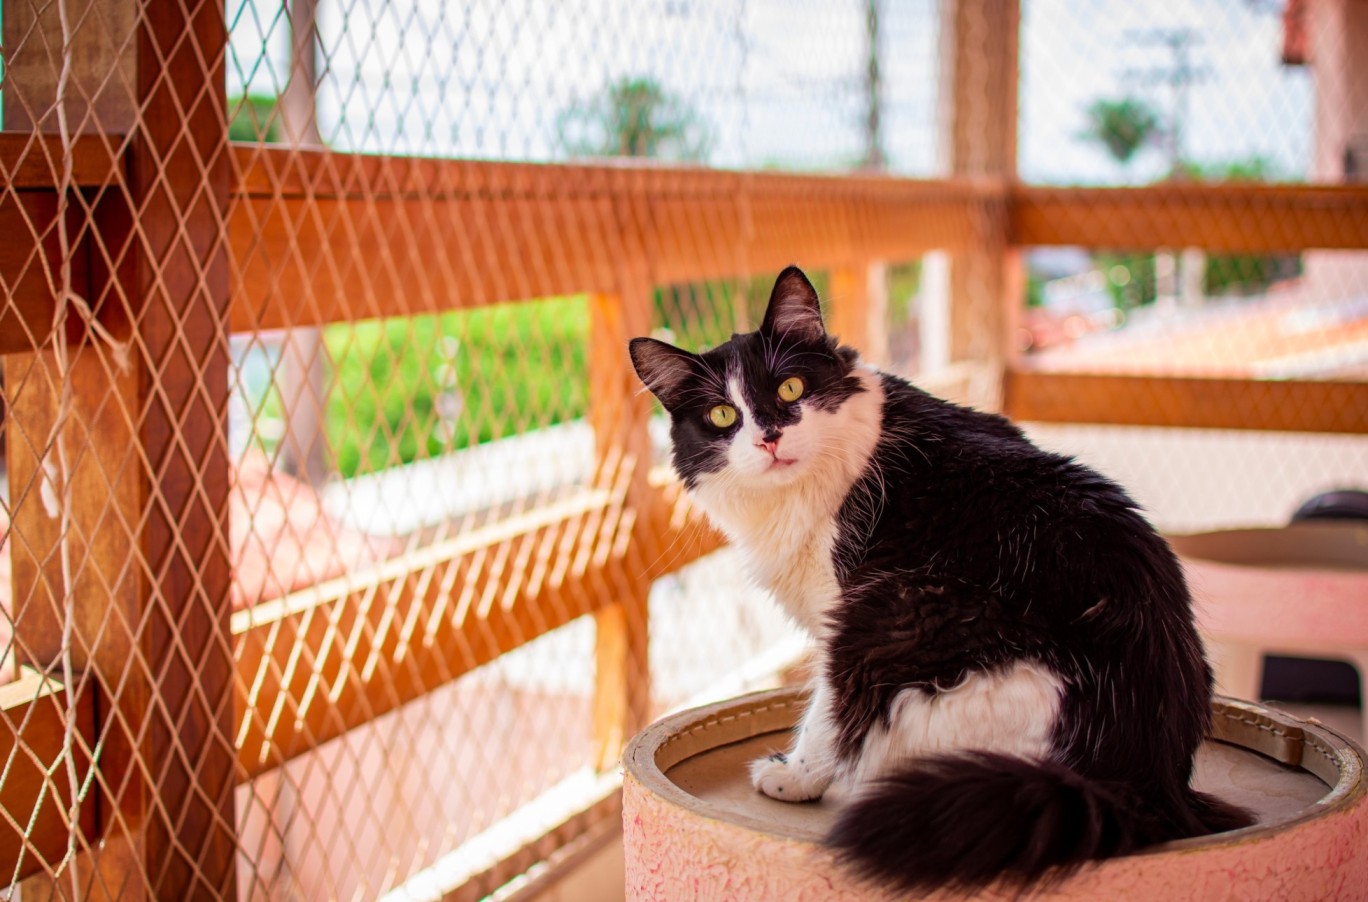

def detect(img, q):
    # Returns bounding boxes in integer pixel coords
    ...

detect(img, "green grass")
[252,272,908,482]
[323,296,590,479]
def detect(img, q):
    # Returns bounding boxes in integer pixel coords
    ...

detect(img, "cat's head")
[629,266,867,491]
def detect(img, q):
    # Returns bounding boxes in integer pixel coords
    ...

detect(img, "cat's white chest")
[745,516,842,635]
[687,366,884,637]
[698,485,847,636]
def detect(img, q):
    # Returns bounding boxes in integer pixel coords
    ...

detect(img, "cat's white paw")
[749,753,825,802]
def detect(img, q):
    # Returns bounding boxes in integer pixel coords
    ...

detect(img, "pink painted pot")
[1169,522,1368,724]
[1170,521,1368,654]
[623,688,1368,901]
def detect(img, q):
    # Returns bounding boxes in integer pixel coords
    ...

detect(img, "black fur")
[830,755,1249,893]
[824,375,1252,888]
[631,266,1254,893]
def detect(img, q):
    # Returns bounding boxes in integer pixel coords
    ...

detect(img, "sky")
[226,0,1314,182]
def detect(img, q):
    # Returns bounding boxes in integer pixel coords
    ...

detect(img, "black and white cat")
[629,266,1251,892]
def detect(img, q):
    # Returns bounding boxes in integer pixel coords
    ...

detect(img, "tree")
[558,77,709,162]
[1080,96,1166,309]
[1081,97,1161,165]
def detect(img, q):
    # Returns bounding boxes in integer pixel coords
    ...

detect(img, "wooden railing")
[5,134,1368,889]
[3,0,1367,894]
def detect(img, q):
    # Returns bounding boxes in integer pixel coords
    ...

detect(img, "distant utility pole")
[1127,27,1211,310]
[1125,27,1210,174]
[862,0,886,171]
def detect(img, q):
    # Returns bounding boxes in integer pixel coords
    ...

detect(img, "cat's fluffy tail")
[825,751,1251,893]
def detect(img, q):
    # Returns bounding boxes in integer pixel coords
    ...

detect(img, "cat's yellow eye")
[777,376,805,402]
[708,404,738,428]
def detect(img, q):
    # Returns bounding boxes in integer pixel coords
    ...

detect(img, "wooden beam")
[2,267,138,899]
[829,262,890,367]
[0,1,136,135]
[640,472,726,582]
[940,1,1018,180]
[71,2,236,895]
[228,194,622,331]
[233,489,619,778]
[1002,370,1368,434]
[231,474,722,781]
[230,144,994,206]
[588,276,656,770]
[0,135,118,356]
[0,0,236,889]
[0,193,66,355]
[941,0,1021,407]
[1011,183,1368,252]
[0,135,123,189]
[0,670,96,884]
[227,158,993,332]
[9,147,1368,349]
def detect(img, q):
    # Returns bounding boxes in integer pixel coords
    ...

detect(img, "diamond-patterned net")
[1012,0,1368,532]
[0,0,1364,899]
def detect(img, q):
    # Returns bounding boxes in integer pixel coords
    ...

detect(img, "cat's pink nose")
[757,438,779,457]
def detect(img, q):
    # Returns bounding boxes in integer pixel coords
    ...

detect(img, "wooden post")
[829,262,889,367]
[275,0,331,487]
[940,0,1021,409]
[0,0,137,133]
[4,1,237,895]
[588,270,655,770]
[2,350,112,886]
[119,3,237,893]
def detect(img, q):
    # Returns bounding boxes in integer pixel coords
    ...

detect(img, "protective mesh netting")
[0,0,1363,898]
[1015,0,1367,531]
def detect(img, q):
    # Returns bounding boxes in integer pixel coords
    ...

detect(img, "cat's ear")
[761,265,825,343]
[629,337,698,410]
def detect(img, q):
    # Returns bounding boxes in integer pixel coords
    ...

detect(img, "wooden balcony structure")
[1,0,1365,897]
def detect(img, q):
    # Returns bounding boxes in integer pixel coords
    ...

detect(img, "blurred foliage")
[1026,270,1046,308]
[228,93,283,143]
[1173,155,1277,182]
[1092,156,1299,307]
[559,77,710,162]
[1179,157,1302,296]
[323,298,589,479]
[886,261,922,330]
[1080,96,1163,165]
[1096,252,1159,309]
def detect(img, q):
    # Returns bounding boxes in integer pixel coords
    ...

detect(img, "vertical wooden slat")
[0,0,137,134]
[1,354,112,888]
[0,673,97,883]
[589,271,655,769]
[940,0,1020,406]
[829,262,889,367]
[0,194,87,355]
[0,0,114,892]
[7,1,240,895]
[0,0,232,895]
[9,0,235,893]
[3,348,140,677]
[0,0,112,357]
[274,0,330,487]
[121,1,236,894]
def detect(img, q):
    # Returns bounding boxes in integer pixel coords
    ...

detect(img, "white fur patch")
[846,661,1065,789]
[691,366,885,636]
[750,672,840,801]
[724,374,763,474]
